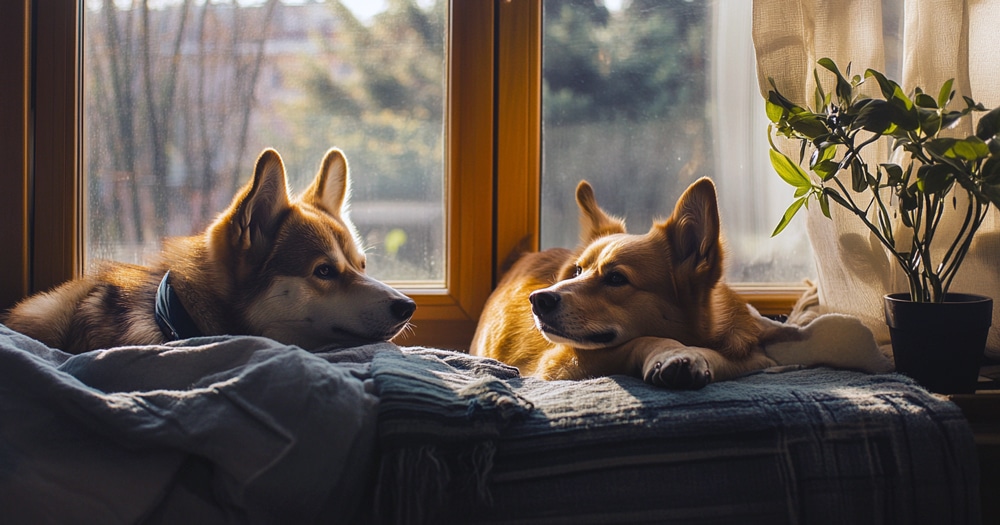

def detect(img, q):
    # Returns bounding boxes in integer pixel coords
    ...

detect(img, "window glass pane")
[83,0,446,283]
[541,0,811,283]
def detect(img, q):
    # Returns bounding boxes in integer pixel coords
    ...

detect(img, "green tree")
[292,0,446,202]
[542,0,610,124]
[539,1,713,249]
[542,0,706,123]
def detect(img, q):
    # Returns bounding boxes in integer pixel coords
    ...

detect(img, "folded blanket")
[0,326,381,524]
[372,347,979,525]
[0,326,979,525]
[366,347,533,524]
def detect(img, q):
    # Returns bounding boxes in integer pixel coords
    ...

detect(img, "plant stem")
[941,195,986,295]
[828,168,913,284]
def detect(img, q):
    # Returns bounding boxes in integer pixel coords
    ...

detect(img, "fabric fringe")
[372,441,497,525]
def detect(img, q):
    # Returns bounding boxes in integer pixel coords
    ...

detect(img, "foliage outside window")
[84,0,446,282]
[540,0,814,284]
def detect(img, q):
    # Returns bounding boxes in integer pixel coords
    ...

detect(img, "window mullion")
[494,0,541,285]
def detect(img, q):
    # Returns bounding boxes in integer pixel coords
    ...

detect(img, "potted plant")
[764,58,1000,394]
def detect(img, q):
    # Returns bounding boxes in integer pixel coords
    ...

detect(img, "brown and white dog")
[3,148,415,353]
[471,178,776,389]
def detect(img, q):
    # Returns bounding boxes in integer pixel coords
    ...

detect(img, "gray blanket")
[0,326,981,524]
[370,348,980,525]
[0,326,379,524]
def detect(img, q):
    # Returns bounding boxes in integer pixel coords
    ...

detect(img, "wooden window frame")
[1,0,797,351]
[0,0,31,310]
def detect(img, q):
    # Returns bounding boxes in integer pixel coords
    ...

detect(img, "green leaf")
[939,110,966,131]
[787,112,830,140]
[809,143,837,169]
[983,157,1000,184]
[819,190,831,218]
[917,164,954,195]
[851,158,867,192]
[964,96,987,111]
[814,159,841,181]
[888,96,919,131]
[937,78,955,108]
[818,58,853,104]
[865,69,913,110]
[813,69,826,112]
[765,99,786,123]
[976,106,1000,140]
[772,196,807,236]
[917,107,942,135]
[852,99,893,134]
[983,183,1000,208]
[824,187,850,209]
[864,69,917,130]
[925,137,958,159]
[950,137,990,161]
[881,163,904,185]
[769,148,813,189]
[865,69,903,103]
[767,84,800,113]
[928,136,990,162]
[914,92,938,109]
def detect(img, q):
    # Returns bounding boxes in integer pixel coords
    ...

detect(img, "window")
[5,0,816,351]
[83,1,447,281]
[540,0,811,284]
[10,1,496,350]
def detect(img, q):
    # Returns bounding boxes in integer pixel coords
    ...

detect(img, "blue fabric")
[0,327,981,524]
[371,348,981,525]
[0,325,381,524]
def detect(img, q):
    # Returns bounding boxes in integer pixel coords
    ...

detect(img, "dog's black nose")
[529,290,560,316]
[391,298,416,321]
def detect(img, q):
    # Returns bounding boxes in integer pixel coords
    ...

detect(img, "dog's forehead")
[275,207,363,265]
[579,234,625,262]
[579,233,658,266]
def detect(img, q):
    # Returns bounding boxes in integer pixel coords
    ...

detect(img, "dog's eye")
[313,264,338,280]
[604,271,629,287]
[572,265,583,277]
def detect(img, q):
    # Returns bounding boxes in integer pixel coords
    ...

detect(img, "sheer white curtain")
[752,0,1000,357]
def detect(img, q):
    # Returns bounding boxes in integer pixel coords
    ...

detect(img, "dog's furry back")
[3,148,415,353]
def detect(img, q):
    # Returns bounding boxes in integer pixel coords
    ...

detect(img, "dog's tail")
[497,235,535,280]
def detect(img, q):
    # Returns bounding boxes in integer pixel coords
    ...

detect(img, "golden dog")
[471,178,774,389]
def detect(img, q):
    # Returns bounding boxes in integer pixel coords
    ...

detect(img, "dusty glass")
[83,0,446,283]
[540,0,816,283]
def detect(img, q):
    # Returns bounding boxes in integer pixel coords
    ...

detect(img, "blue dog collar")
[154,271,203,341]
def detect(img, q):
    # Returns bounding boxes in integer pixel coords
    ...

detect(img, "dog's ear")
[576,181,626,244]
[663,177,723,283]
[228,148,292,251]
[303,148,350,218]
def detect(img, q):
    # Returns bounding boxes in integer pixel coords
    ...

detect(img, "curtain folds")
[752,0,1000,357]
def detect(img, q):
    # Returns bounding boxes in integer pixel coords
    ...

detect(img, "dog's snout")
[529,290,561,316]
[391,298,417,321]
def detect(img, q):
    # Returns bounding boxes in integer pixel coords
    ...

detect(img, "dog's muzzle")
[529,290,560,317]
[391,298,417,322]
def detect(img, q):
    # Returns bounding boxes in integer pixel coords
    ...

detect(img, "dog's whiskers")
[397,322,416,340]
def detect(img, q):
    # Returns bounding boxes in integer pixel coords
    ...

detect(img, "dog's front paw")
[643,351,712,390]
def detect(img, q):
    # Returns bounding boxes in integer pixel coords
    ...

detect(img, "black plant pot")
[884,292,993,394]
